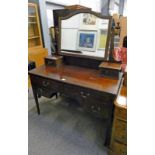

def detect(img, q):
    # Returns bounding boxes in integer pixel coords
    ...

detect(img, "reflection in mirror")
[59,12,111,60]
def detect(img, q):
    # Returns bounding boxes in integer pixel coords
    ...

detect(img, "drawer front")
[63,84,83,98]
[30,75,62,91]
[36,87,57,98]
[83,100,110,118]
[63,84,82,104]
[63,84,111,102]
[115,106,127,120]
[30,75,63,97]
[63,84,112,118]
[112,142,127,155]
[114,119,127,144]
[87,88,112,103]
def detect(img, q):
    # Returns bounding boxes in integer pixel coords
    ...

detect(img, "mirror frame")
[58,10,112,60]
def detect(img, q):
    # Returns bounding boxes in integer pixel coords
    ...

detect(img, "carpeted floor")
[28,88,108,155]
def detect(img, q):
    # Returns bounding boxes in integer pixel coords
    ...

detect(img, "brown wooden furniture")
[28,48,48,67]
[29,61,123,146]
[28,3,48,65]
[112,14,127,47]
[28,3,48,87]
[44,55,63,66]
[99,62,122,79]
[28,3,43,48]
[109,82,127,155]
[28,48,48,88]
[28,2,48,67]
[119,17,127,47]
[29,9,124,147]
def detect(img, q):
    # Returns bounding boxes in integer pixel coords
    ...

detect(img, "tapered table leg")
[32,88,40,115]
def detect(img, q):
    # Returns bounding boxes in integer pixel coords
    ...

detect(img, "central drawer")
[30,75,61,90]
[63,84,112,118]
[83,99,110,118]
[63,84,111,102]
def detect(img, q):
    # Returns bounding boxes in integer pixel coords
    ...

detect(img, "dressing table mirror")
[58,10,112,61]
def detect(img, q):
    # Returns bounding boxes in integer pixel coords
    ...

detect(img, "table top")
[29,64,122,95]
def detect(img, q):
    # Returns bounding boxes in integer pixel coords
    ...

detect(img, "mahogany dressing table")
[29,10,123,146]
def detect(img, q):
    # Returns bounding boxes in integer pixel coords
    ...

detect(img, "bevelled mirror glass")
[58,11,112,60]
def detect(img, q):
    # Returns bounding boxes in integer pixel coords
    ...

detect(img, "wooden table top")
[29,64,122,95]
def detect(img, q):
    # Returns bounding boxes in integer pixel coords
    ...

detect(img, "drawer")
[115,106,127,120]
[114,119,127,144]
[63,84,83,97]
[83,99,110,118]
[30,75,63,92]
[84,88,111,103]
[36,87,57,98]
[112,142,127,155]
[30,75,63,98]
[63,84,111,102]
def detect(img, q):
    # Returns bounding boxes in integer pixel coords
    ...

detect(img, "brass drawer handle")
[42,81,50,87]
[91,106,98,113]
[82,95,87,98]
[91,106,94,109]
[97,107,101,111]
[80,91,87,98]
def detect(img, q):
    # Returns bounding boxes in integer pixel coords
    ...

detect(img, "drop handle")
[80,91,84,95]
[80,91,87,98]
[97,107,101,111]
[42,81,50,87]
[87,93,90,96]
[82,95,87,98]
[91,106,97,113]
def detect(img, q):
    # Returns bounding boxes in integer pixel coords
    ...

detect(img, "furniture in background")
[112,14,127,47]
[28,3,43,49]
[28,2,48,66]
[109,80,127,155]
[119,17,127,47]
[28,3,48,87]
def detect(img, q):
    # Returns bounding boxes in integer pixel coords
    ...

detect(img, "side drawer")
[114,119,127,144]
[87,89,112,103]
[112,142,127,155]
[83,100,110,118]
[30,75,63,97]
[63,84,82,98]
[115,106,127,120]
[30,75,62,91]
